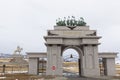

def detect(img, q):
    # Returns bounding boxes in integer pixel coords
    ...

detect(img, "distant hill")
[0,53,26,58]
[0,53,12,58]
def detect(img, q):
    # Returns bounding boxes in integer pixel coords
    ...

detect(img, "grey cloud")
[0,0,120,58]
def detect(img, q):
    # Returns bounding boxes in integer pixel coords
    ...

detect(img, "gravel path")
[52,76,120,80]
[66,76,106,80]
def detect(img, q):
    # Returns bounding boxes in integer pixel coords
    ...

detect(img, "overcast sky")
[0,0,120,59]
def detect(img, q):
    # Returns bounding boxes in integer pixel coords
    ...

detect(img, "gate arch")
[62,46,83,57]
[45,26,101,76]
[62,46,83,76]
[27,25,117,77]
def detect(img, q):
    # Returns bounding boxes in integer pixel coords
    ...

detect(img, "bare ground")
[0,73,120,80]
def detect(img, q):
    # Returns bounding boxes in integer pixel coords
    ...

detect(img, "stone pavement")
[66,76,106,80]
[52,76,120,80]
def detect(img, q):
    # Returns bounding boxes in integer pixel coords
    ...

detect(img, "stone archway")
[45,26,101,77]
[27,25,117,77]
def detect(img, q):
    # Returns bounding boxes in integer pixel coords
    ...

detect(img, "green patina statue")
[56,16,86,27]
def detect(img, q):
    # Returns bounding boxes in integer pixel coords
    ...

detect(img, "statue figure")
[13,46,23,54]
[77,17,86,26]
[63,17,66,26]
[67,16,70,26]
[56,16,87,27]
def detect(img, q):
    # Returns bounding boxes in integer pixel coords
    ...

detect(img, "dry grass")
[0,65,28,73]
[63,62,78,67]
[0,58,11,63]
[0,73,56,80]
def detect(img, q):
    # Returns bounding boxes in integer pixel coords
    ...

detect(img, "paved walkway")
[66,76,106,80]
[53,76,120,80]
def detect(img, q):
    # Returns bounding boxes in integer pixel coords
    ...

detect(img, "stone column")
[28,57,39,75]
[82,45,100,77]
[46,44,62,76]
[103,58,116,76]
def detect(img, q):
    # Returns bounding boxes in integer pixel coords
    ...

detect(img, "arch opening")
[62,48,81,76]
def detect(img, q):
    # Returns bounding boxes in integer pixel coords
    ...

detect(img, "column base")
[81,68,100,77]
[46,68,63,76]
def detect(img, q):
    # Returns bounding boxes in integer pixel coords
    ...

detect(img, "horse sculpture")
[14,46,23,54]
